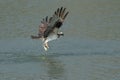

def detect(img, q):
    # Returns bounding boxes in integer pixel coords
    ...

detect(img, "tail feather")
[31,35,41,39]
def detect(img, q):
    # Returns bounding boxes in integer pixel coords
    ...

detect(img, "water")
[0,0,120,80]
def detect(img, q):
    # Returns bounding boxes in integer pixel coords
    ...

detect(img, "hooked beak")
[61,33,64,36]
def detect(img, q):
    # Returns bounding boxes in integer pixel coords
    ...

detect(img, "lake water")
[0,0,120,80]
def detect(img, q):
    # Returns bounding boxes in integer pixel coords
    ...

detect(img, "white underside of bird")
[43,33,58,51]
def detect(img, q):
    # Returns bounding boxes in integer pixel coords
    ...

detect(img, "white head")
[57,32,64,38]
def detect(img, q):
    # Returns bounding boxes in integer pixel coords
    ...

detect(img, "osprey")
[31,7,69,51]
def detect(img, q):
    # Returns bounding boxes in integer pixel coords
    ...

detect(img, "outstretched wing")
[38,16,50,36]
[31,16,51,39]
[44,7,69,38]
[31,7,69,39]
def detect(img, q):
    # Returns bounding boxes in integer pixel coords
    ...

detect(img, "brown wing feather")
[44,7,69,38]
[31,7,69,39]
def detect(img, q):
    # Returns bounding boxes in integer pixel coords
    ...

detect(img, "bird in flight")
[31,7,69,51]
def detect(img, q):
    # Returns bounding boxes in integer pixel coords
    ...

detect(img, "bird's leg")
[43,42,49,51]
[46,42,49,48]
[43,43,48,51]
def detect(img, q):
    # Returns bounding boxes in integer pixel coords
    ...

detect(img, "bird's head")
[57,32,64,38]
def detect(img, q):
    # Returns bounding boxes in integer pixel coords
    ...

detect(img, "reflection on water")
[42,55,65,80]
[0,51,65,80]
[0,37,120,80]
[0,52,120,80]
